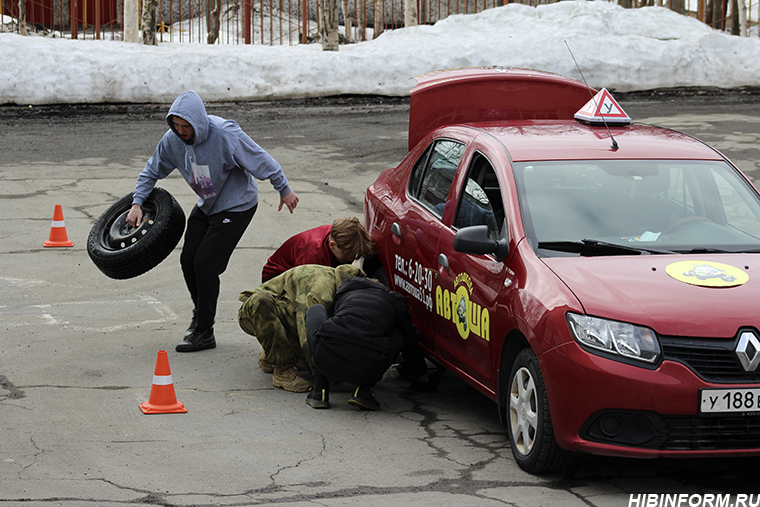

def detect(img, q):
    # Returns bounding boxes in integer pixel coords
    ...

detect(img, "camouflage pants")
[238,291,311,372]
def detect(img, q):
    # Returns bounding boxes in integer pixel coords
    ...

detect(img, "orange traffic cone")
[139,350,187,414]
[43,204,74,247]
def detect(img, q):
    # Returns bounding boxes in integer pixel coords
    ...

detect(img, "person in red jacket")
[261,217,373,283]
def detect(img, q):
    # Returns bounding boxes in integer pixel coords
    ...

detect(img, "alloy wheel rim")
[509,366,538,455]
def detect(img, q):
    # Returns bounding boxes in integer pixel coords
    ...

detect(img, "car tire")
[507,348,569,474]
[87,188,186,280]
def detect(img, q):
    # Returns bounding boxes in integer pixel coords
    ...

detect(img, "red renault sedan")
[364,67,760,474]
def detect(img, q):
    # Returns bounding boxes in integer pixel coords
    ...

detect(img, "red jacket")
[261,224,337,282]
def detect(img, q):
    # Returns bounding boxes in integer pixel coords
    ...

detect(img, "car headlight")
[566,313,661,364]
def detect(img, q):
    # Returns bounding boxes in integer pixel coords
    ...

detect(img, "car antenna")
[564,40,619,151]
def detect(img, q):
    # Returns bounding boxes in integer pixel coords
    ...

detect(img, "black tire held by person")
[87,187,185,280]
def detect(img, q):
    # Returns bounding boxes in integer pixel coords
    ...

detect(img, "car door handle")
[392,222,401,237]
[438,253,449,271]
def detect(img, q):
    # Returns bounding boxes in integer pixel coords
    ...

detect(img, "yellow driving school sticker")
[665,260,749,288]
[435,272,490,341]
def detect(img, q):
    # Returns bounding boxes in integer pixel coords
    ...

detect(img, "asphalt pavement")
[2,92,760,506]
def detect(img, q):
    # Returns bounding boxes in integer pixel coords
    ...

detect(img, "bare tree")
[404,0,418,27]
[117,0,123,37]
[357,0,366,41]
[207,0,220,44]
[718,0,728,29]
[342,0,353,41]
[320,0,340,49]
[373,0,383,38]
[737,0,748,35]
[19,0,28,35]
[705,0,722,29]
[142,0,158,45]
[670,0,685,15]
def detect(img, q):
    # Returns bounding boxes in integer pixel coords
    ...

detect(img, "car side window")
[454,153,504,242]
[409,139,465,218]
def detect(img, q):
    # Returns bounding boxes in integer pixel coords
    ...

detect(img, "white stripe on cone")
[152,374,173,386]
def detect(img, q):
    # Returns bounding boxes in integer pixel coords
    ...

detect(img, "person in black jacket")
[304,276,429,410]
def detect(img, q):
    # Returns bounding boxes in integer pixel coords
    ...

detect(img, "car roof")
[466,121,724,162]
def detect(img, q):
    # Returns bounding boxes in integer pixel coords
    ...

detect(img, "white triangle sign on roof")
[574,88,631,125]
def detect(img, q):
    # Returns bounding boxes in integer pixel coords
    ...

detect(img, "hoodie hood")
[166,91,209,145]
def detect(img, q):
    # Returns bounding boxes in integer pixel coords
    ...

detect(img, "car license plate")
[700,388,760,414]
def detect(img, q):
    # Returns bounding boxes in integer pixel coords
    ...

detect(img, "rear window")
[409,139,465,218]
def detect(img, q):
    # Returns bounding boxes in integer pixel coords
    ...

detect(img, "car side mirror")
[453,225,509,263]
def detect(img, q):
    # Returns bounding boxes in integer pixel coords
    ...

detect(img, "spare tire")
[87,187,186,280]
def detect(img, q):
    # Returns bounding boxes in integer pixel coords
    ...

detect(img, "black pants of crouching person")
[180,204,257,331]
[305,304,386,393]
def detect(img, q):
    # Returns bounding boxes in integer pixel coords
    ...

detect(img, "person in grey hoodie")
[126,91,299,352]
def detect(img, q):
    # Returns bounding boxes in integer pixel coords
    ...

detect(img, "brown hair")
[330,217,373,260]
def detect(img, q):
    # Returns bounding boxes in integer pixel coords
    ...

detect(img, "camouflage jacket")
[239,264,365,359]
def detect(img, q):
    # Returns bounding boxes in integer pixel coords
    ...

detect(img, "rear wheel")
[507,348,569,474]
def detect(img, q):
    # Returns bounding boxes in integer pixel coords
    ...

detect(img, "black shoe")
[347,386,380,411]
[306,388,330,409]
[176,327,216,352]
[184,310,198,338]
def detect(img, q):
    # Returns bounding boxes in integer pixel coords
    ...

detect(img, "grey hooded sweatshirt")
[132,91,291,215]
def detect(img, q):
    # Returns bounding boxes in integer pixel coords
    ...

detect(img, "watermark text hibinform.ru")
[629,494,759,507]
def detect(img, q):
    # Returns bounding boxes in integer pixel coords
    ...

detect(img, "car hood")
[542,254,760,338]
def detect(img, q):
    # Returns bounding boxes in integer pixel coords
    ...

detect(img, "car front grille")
[661,414,760,450]
[581,410,760,451]
[660,334,760,383]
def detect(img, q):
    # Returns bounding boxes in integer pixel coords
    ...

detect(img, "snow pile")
[1,1,759,105]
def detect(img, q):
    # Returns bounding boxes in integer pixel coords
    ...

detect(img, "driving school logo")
[665,260,749,288]
[435,272,490,341]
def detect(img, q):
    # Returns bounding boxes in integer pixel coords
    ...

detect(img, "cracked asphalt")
[2,91,760,506]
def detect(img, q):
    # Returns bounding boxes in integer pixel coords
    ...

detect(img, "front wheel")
[507,348,569,474]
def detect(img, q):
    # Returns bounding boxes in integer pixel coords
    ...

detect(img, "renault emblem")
[736,331,760,372]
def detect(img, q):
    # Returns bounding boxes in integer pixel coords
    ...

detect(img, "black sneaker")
[176,327,216,352]
[347,386,380,411]
[184,309,198,338]
[306,388,330,409]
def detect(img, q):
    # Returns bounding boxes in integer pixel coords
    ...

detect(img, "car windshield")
[513,160,760,257]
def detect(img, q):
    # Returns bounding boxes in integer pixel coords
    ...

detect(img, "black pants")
[180,204,257,330]
[305,304,331,390]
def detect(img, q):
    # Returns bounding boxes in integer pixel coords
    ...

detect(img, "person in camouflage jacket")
[238,264,364,392]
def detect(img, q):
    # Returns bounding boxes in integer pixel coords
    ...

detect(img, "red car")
[364,67,760,474]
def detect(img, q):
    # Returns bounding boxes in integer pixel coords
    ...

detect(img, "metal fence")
[1,0,758,43]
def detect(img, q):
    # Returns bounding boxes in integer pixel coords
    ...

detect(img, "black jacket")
[313,277,427,384]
